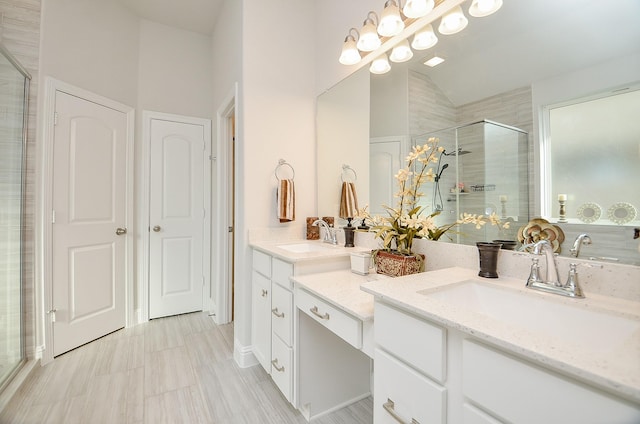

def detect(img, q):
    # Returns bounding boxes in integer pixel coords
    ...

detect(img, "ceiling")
[117,0,224,35]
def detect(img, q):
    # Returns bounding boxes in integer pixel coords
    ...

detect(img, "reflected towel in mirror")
[277,179,295,222]
[339,181,358,219]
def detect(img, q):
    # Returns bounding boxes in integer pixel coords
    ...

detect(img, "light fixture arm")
[365,11,379,26]
[345,27,359,43]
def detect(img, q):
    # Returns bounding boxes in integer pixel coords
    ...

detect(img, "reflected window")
[543,87,640,225]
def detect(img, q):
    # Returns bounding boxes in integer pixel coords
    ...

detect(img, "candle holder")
[500,197,507,219]
[558,199,567,223]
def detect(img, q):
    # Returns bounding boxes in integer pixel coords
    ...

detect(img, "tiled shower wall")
[0,0,41,360]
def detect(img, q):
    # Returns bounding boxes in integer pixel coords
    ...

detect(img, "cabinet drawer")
[297,288,362,349]
[463,403,503,424]
[271,333,293,403]
[375,301,446,383]
[271,284,293,346]
[272,258,294,289]
[374,348,446,424]
[463,339,640,424]
[252,249,271,277]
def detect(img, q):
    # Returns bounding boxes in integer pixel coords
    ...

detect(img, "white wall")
[40,0,139,106]
[233,0,317,359]
[137,19,213,118]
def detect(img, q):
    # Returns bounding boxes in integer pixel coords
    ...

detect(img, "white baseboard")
[233,339,258,369]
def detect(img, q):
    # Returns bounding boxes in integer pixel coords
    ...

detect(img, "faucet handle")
[526,257,542,287]
[564,263,584,298]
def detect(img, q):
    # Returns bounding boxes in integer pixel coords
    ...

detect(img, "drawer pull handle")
[271,359,285,373]
[271,308,285,318]
[383,399,419,424]
[310,306,330,320]
[261,289,268,297]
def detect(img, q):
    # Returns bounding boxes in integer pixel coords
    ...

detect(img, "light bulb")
[390,39,413,63]
[402,0,435,19]
[469,0,503,17]
[339,35,361,65]
[438,5,468,35]
[378,0,404,37]
[370,54,391,74]
[357,17,381,52]
[411,24,438,50]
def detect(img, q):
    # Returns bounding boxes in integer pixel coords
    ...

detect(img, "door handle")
[153,225,161,232]
[116,227,127,236]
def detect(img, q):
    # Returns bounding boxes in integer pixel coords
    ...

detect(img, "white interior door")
[51,91,129,357]
[149,118,207,319]
[370,136,406,216]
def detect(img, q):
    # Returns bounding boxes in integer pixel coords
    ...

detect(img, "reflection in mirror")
[317,0,640,264]
[545,88,640,226]
[413,120,529,245]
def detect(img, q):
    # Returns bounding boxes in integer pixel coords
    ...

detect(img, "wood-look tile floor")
[0,312,372,423]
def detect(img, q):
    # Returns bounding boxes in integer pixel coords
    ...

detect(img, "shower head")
[435,163,449,181]
[444,147,472,156]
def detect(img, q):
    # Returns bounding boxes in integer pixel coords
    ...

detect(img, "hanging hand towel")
[339,181,359,219]
[277,179,295,222]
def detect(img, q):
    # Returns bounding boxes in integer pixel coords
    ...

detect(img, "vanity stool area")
[250,241,640,423]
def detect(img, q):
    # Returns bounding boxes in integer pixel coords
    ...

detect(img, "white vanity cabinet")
[250,245,352,407]
[372,299,640,424]
[251,249,295,402]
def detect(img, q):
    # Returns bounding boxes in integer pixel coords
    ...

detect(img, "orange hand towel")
[277,179,295,222]
[339,181,358,219]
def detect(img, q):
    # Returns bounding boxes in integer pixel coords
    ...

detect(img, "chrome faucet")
[312,219,337,245]
[526,239,584,298]
[570,233,592,258]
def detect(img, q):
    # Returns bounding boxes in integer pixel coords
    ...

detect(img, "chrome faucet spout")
[570,233,592,258]
[312,219,337,245]
[532,240,561,287]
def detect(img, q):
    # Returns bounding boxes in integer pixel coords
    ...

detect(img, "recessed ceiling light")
[424,56,445,67]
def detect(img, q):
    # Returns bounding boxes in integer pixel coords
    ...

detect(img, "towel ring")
[275,159,295,180]
[341,164,357,183]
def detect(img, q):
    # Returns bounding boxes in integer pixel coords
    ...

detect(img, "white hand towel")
[277,179,295,222]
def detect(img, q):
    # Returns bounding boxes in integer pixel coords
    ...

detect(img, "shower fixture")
[443,146,471,156]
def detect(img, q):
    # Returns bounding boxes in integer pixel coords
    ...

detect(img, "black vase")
[477,242,503,278]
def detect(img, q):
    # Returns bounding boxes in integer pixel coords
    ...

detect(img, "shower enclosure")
[413,120,529,246]
[0,44,30,391]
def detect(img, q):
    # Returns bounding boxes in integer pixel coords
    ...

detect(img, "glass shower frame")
[413,119,529,246]
[0,43,30,392]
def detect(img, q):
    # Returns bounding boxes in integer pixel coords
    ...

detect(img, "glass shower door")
[0,44,30,391]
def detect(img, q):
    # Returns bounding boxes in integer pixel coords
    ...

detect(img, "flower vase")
[374,250,425,277]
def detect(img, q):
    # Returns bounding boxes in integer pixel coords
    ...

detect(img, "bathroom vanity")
[250,240,363,407]
[362,267,640,423]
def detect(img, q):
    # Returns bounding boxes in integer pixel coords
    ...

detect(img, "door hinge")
[53,112,58,126]
[209,155,216,161]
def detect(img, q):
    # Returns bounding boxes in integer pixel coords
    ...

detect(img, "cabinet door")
[374,348,446,424]
[251,271,271,373]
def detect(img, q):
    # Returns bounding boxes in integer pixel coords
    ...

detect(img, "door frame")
[139,111,212,323]
[213,84,238,325]
[39,78,135,364]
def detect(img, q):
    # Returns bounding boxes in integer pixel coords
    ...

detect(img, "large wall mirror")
[317,0,640,264]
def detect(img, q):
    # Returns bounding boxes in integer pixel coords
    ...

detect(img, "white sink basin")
[419,280,640,353]
[277,242,334,253]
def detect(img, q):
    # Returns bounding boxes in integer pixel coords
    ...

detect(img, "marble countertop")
[292,270,386,321]
[361,267,640,403]
[250,239,369,263]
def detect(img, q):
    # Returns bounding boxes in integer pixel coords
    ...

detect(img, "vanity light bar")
[339,0,502,73]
